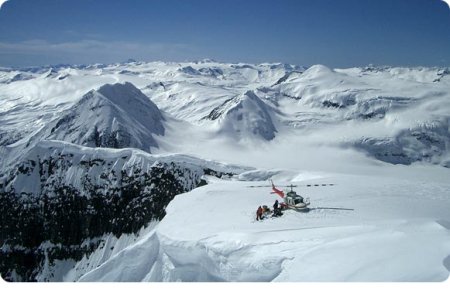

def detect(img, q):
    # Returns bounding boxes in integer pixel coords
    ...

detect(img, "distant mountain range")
[1,60,449,281]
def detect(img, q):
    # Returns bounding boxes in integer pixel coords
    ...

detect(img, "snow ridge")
[0,139,251,281]
[32,82,165,153]
[205,90,277,140]
[1,60,450,282]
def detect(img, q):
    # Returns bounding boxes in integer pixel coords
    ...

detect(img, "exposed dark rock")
[0,147,241,281]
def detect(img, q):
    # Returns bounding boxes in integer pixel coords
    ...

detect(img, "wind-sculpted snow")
[77,231,287,282]
[74,172,450,282]
[1,60,450,282]
[0,140,250,281]
[1,62,449,166]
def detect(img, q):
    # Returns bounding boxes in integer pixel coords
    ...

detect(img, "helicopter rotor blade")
[247,184,335,188]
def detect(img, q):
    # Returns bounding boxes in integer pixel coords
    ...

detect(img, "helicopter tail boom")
[270,179,285,198]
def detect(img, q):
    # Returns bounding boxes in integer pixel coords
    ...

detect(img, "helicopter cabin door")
[287,197,294,206]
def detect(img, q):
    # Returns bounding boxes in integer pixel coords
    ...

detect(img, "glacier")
[0,60,449,282]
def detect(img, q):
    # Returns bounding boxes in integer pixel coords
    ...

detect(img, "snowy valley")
[0,60,449,282]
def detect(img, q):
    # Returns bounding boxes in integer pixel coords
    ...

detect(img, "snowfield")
[1,60,449,282]
[74,169,450,282]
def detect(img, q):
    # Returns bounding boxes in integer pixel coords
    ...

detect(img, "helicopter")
[270,180,311,212]
[249,180,349,214]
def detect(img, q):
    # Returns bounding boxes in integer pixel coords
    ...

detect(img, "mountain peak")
[301,64,333,79]
[95,82,150,105]
[38,82,165,152]
[205,90,277,140]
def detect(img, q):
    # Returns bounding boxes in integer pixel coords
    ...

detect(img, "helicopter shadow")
[309,207,355,211]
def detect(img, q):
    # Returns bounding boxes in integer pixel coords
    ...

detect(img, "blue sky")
[0,0,449,68]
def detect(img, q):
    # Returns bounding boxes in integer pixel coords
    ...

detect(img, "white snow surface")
[5,139,251,196]
[207,90,278,140]
[1,61,450,282]
[75,170,450,282]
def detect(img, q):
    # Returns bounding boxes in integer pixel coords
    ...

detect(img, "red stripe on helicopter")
[271,182,285,198]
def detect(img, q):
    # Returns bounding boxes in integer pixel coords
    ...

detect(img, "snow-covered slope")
[1,61,449,166]
[204,90,278,140]
[1,60,450,282]
[73,170,450,282]
[0,140,250,281]
[32,82,164,152]
[353,118,450,166]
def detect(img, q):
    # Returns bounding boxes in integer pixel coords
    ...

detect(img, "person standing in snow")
[272,200,283,217]
[256,206,263,221]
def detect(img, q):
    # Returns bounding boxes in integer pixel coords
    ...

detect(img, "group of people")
[256,200,283,221]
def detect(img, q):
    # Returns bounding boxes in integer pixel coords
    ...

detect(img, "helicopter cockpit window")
[294,197,303,204]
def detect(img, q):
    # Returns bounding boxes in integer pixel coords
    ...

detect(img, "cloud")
[0,39,198,66]
[0,39,191,56]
